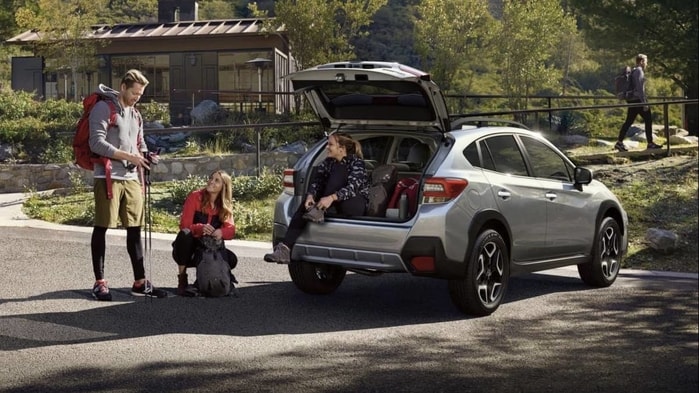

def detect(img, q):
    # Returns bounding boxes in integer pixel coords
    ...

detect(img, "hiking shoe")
[131,280,168,298]
[614,141,628,152]
[92,280,112,301]
[302,205,325,223]
[263,243,291,264]
[647,142,663,149]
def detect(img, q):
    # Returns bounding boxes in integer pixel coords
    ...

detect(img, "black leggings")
[618,100,653,142]
[172,229,237,269]
[282,162,366,248]
[91,226,144,281]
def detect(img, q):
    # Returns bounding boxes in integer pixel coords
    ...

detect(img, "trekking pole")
[140,160,153,303]
[145,164,153,302]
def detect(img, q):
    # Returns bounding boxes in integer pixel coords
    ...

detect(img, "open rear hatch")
[286,61,451,133]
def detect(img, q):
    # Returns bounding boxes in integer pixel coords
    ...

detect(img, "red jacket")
[179,189,235,239]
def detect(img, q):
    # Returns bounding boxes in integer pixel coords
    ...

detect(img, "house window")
[110,54,170,102]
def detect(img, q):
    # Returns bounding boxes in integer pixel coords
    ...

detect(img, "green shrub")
[166,175,207,208]
[37,99,80,124]
[0,88,40,120]
[139,100,170,125]
[233,198,275,239]
[38,138,73,164]
[232,169,283,201]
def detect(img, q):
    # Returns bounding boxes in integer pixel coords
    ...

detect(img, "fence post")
[256,126,262,177]
[548,97,553,132]
[663,103,670,156]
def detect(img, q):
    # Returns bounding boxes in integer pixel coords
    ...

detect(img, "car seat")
[404,142,430,170]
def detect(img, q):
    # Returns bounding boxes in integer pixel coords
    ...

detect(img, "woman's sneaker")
[92,280,112,301]
[131,280,168,298]
[647,142,664,149]
[263,243,291,264]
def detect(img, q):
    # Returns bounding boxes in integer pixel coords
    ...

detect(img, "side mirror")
[574,167,592,191]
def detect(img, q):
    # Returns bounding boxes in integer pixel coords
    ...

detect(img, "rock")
[626,125,644,139]
[190,100,219,125]
[561,134,589,146]
[0,144,15,161]
[274,140,307,154]
[668,134,698,145]
[645,228,679,252]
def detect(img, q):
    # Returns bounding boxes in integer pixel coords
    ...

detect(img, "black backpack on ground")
[195,237,236,297]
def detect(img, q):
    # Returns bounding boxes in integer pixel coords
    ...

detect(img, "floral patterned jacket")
[307,154,370,202]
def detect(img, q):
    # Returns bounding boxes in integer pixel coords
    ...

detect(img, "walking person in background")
[172,170,238,296]
[615,54,663,151]
[89,69,166,300]
[264,132,370,264]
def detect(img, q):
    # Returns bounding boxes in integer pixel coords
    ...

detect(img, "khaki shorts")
[94,179,144,228]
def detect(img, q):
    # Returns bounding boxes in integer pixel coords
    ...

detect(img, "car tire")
[578,216,621,287]
[288,261,347,295]
[448,229,510,316]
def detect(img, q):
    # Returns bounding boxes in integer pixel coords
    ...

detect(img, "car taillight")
[422,177,468,204]
[283,169,295,195]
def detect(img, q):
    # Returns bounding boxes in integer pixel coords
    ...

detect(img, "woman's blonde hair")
[332,132,363,159]
[201,170,234,223]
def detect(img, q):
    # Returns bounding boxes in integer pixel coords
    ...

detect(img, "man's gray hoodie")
[630,67,647,103]
[88,83,147,181]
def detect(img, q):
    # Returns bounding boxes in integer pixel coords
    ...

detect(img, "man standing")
[615,54,663,151]
[88,69,167,300]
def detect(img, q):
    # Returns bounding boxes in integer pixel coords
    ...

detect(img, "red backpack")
[73,93,119,169]
[387,176,420,218]
[72,93,119,199]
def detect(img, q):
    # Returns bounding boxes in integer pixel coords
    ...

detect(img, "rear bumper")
[285,234,466,279]
[400,236,466,279]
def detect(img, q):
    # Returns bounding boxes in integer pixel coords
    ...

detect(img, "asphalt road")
[0,221,697,393]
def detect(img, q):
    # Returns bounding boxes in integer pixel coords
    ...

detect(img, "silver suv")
[271,61,628,316]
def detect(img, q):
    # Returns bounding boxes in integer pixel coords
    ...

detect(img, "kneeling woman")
[172,170,237,296]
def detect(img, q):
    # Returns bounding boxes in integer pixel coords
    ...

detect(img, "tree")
[249,0,387,70]
[567,0,699,134]
[414,0,494,91]
[15,0,107,101]
[198,0,237,20]
[104,0,157,23]
[494,0,577,111]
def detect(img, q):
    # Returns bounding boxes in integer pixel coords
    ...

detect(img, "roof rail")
[450,117,530,130]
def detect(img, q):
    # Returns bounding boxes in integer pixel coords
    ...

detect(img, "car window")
[463,143,480,166]
[463,141,496,171]
[357,136,392,162]
[520,136,572,181]
[481,135,528,176]
[396,138,422,161]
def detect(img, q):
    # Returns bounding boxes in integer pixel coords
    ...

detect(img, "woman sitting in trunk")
[264,132,370,264]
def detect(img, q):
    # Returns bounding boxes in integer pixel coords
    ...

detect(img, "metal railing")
[142,94,698,174]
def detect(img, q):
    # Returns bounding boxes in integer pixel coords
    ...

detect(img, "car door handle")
[545,192,557,200]
[497,190,511,199]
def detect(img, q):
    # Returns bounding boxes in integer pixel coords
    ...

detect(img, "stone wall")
[0,152,298,193]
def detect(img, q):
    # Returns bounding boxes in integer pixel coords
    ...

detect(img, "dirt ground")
[585,151,698,184]
[583,150,698,273]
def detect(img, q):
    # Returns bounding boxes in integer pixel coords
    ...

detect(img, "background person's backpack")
[614,66,634,100]
[366,164,398,217]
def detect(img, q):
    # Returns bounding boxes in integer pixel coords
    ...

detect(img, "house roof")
[6,18,283,44]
